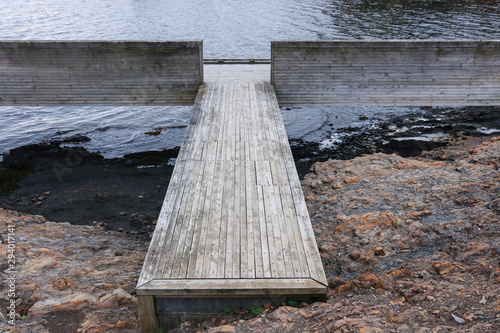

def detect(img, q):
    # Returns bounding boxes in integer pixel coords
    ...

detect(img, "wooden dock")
[136,67,327,331]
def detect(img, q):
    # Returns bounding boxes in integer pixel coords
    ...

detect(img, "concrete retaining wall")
[271,40,500,106]
[0,41,203,106]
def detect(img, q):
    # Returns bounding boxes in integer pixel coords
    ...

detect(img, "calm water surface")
[1,0,499,157]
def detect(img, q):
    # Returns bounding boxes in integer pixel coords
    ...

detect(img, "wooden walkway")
[137,68,327,332]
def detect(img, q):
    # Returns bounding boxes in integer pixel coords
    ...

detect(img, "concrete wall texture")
[0,41,203,106]
[271,40,500,106]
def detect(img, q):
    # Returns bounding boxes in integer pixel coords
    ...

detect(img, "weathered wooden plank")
[170,158,206,278]
[232,88,244,279]
[137,85,212,287]
[159,172,196,278]
[207,85,227,279]
[244,97,260,278]
[138,295,157,333]
[138,279,327,297]
[255,93,286,279]
[215,85,231,279]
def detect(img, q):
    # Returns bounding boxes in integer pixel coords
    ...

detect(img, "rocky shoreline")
[0,209,146,332]
[1,134,499,332]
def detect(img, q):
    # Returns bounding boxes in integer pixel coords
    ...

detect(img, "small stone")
[117,228,123,232]
[320,244,336,255]
[356,273,383,289]
[463,313,475,321]
[350,251,361,260]
[99,288,136,308]
[387,310,406,324]
[115,250,123,256]
[426,296,435,301]
[119,212,127,216]
[131,213,141,218]
[36,201,43,206]
[374,247,385,256]
[479,296,487,304]
[451,313,465,324]
[42,191,50,195]
[432,262,456,275]
[327,276,349,288]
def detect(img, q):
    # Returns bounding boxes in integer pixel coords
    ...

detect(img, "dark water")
[1,0,500,158]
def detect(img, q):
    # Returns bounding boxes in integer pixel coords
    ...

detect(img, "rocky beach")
[1,109,499,332]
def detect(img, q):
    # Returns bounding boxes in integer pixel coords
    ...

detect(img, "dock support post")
[138,295,156,333]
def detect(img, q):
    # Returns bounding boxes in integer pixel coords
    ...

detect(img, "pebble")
[452,313,465,324]
[350,251,361,260]
[374,247,385,256]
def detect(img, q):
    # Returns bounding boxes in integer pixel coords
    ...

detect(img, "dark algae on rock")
[0,141,180,236]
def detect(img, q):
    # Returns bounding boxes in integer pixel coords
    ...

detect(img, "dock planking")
[136,70,327,332]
